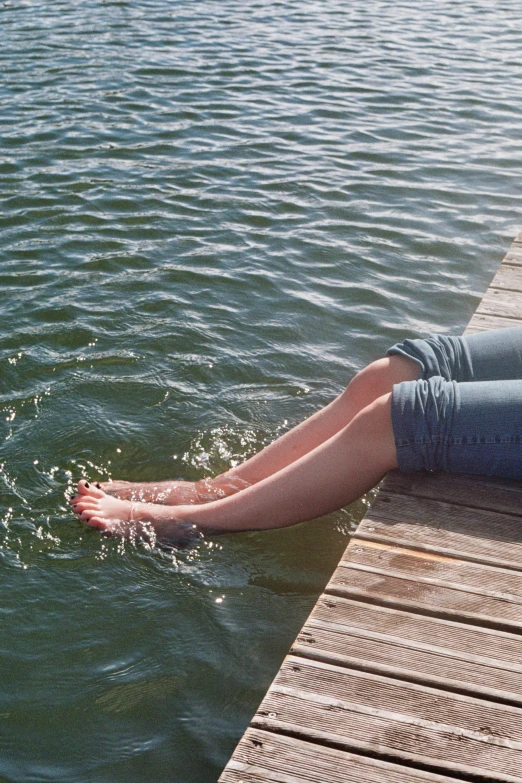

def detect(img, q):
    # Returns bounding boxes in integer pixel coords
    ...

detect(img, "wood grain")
[219,728,460,783]
[382,470,522,516]
[218,233,522,783]
[489,263,522,292]
[355,491,522,571]
[504,244,522,266]
[292,625,522,705]
[253,657,522,781]
[306,594,522,666]
[476,287,522,320]
[465,312,522,332]
[328,565,522,632]
[340,539,522,600]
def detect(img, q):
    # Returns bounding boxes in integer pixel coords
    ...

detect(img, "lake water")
[2,0,522,780]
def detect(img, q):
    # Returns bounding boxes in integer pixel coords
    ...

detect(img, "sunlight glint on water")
[1,0,522,780]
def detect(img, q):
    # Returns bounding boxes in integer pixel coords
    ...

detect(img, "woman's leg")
[100,354,419,504]
[71,391,398,538]
[71,333,522,540]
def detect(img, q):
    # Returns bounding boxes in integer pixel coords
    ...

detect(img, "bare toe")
[84,515,110,531]
[73,499,100,513]
[77,480,105,498]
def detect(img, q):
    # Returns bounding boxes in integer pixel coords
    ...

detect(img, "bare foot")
[99,479,201,505]
[100,476,251,505]
[70,480,196,543]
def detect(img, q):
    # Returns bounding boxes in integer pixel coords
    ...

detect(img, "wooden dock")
[219,229,522,783]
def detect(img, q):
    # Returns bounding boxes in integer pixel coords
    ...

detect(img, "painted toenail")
[96,483,101,489]
[85,482,90,488]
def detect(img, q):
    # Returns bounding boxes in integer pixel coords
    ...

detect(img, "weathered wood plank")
[292,595,522,703]
[341,540,522,600]
[306,594,522,666]
[382,470,522,517]
[253,657,522,781]
[219,728,461,783]
[504,245,522,266]
[465,311,522,332]
[329,568,522,631]
[219,232,522,783]
[489,263,522,292]
[476,287,522,320]
[293,626,522,706]
[355,491,522,571]
[327,541,522,631]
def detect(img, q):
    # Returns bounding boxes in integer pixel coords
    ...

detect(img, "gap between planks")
[219,728,465,783]
[353,490,522,573]
[382,470,522,518]
[219,231,522,782]
[292,565,522,706]
[252,656,522,782]
[326,540,522,633]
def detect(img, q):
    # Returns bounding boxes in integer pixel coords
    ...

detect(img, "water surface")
[2,1,522,780]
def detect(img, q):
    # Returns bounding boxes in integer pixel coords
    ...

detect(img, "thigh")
[392,376,522,479]
[387,327,522,383]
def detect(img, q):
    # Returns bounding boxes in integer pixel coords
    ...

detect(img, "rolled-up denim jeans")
[387,327,522,478]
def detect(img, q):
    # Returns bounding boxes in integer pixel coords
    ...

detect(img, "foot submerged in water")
[98,475,250,505]
[70,480,197,543]
[98,478,203,504]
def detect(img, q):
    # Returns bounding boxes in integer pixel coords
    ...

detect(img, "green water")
[2,0,522,780]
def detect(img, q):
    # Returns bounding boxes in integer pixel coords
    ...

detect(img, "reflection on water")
[1,0,522,779]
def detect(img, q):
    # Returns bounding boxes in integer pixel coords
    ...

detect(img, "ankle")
[195,475,251,501]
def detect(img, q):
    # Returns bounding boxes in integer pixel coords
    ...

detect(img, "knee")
[342,355,420,409]
[343,359,388,407]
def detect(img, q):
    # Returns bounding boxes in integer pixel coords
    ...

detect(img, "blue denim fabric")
[387,327,522,478]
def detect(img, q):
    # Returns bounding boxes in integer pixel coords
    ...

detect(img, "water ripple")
[2,0,522,780]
